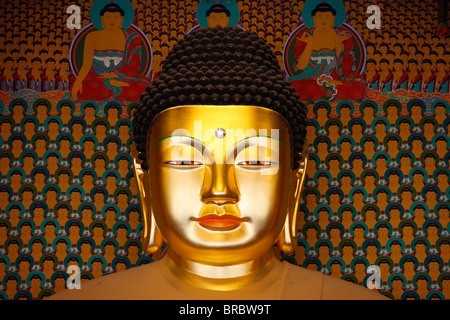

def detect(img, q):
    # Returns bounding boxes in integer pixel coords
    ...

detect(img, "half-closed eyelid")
[236,160,275,165]
[165,160,203,165]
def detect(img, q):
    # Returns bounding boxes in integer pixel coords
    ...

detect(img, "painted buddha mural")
[283,0,366,102]
[50,26,384,300]
[69,0,152,102]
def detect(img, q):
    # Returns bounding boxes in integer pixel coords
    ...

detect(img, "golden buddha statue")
[50,26,385,300]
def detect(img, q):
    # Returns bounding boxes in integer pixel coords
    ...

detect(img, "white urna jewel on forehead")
[215,128,226,139]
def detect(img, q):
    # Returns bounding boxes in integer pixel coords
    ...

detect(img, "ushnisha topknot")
[132,26,307,170]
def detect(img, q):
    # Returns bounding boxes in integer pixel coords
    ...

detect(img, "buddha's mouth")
[191,214,249,231]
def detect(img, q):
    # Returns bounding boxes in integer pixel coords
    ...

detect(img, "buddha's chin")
[166,236,277,266]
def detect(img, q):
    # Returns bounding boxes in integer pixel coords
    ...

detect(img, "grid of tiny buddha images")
[0,0,450,300]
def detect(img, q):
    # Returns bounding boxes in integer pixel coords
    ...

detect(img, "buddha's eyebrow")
[153,135,205,152]
[237,135,286,151]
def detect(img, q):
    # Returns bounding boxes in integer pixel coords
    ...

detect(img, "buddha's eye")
[237,161,274,166]
[165,160,203,165]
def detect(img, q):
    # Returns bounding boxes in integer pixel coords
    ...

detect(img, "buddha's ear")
[277,140,309,254]
[131,143,164,254]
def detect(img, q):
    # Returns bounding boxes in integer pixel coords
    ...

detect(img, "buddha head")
[312,2,336,30]
[100,3,124,31]
[206,4,230,28]
[131,27,308,275]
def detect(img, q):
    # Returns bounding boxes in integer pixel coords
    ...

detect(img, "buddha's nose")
[200,163,240,206]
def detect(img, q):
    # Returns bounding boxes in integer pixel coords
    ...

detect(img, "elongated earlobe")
[131,143,164,254]
[277,141,309,254]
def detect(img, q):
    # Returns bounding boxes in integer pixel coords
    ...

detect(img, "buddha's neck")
[164,248,278,291]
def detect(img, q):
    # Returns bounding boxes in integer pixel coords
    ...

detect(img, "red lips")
[192,214,248,229]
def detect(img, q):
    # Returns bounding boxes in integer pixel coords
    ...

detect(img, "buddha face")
[82,174,94,185]
[340,141,351,152]
[72,123,83,134]
[31,242,43,253]
[59,139,71,150]
[330,193,340,203]
[69,225,80,235]
[414,208,425,218]
[104,244,115,255]
[328,159,339,170]
[316,107,328,118]
[48,122,59,132]
[306,228,317,239]
[36,104,48,116]
[56,241,67,252]
[438,208,449,218]
[105,210,116,220]
[427,226,438,237]
[401,190,412,201]
[313,11,335,30]
[116,227,127,238]
[21,225,31,235]
[353,192,363,203]
[318,210,329,221]
[410,105,422,116]
[207,12,230,28]
[94,192,105,202]
[436,140,447,151]
[95,124,107,135]
[387,139,398,150]
[35,139,47,150]
[85,106,95,118]
[84,140,95,152]
[94,158,106,169]
[412,173,423,184]
[341,175,351,186]
[440,243,450,254]
[82,209,93,219]
[43,259,54,270]
[1,122,11,134]
[101,11,123,31]
[107,107,119,119]
[128,245,139,255]
[24,122,35,132]
[107,141,118,152]
[318,175,328,187]
[23,156,34,166]
[58,173,70,184]
[93,226,104,237]
[9,208,20,220]
[80,243,92,253]
[106,176,116,186]
[60,105,71,117]
[423,122,434,134]
[57,208,69,219]
[136,106,304,265]
[328,124,339,135]
[424,156,436,167]
[69,191,81,203]
[387,105,398,116]
[435,105,446,117]
[330,228,341,238]
[412,139,423,149]
[22,191,33,201]
[340,107,351,118]
[342,210,352,221]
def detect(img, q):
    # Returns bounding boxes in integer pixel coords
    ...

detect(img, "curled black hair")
[132,26,307,170]
[312,3,336,16]
[206,4,230,17]
[100,3,124,16]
